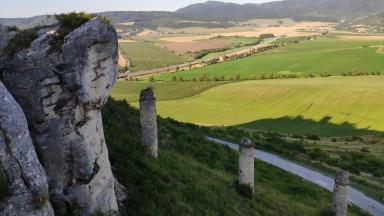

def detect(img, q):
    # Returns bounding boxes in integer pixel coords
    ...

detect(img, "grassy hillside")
[119,41,188,72]
[153,37,384,81]
[111,77,384,137]
[102,98,367,216]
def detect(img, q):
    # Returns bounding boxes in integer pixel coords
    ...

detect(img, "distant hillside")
[0,11,232,30]
[97,11,176,28]
[176,0,384,22]
[354,12,384,26]
[0,15,56,29]
[3,0,384,29]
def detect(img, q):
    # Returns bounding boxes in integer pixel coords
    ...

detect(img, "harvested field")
[160,35,214,42]
[119,41,188,71]
[158,21,333,38]
[118,39,136,43]
[138,29,162,37]
[239,18,297,27]
[215,22,331,37]
[118,51,128,67]
[160,39,232,54]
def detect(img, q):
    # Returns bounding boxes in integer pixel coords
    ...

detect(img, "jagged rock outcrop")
[0,17,121,215]
[0,81,54,216]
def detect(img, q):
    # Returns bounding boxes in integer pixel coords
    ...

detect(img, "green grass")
[208,127,384,201]
[119,41,188,72]
[112,77,384,137]
[110,81,226,102]
[102,98,367,216]
[153,38,384,81]
[225,36,259,45]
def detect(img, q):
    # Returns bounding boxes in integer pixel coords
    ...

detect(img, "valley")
[1,1,384,215]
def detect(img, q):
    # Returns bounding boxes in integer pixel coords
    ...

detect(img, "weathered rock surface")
[140,88,158,158]
[1,17,120,215]
[0,81,54,216]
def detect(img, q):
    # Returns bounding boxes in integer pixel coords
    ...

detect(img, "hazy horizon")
[1,0,276,18]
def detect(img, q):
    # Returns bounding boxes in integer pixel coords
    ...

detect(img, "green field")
[110,81,225,102]
[153,38,384,81]
[111,76,384,137]
[119,41,188,71]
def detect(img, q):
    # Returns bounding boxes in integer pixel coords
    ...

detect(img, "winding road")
[206,137,384,216]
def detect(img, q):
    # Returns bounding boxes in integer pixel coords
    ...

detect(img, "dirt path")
[118,50,129,68]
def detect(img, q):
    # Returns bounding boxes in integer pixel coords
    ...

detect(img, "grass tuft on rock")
[52,12,95,49]
[55,12,95,36]
[5,28,38,54]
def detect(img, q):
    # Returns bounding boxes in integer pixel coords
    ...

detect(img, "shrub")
[148,76,155,82]
[291,134,303,139]
[55,12,95,35]
[6,25,18,32]
[259,33,275,39]
[305,135,320,141]
[5,28,38,54]
[52,12,95,49]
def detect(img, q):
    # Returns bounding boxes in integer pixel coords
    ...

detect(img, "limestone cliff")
[0,80,54,215]
[0,17,122,215]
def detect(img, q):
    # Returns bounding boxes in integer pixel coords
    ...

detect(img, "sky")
[0,0,275,18]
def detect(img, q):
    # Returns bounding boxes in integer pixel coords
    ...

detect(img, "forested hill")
[2,0,384,29]
[176,0,384,22]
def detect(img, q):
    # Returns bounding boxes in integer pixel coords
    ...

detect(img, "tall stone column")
[332,171,350,216]
[140,88,158,158]
[239,138,254,193]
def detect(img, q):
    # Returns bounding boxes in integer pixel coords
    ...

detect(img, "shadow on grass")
[237,116,382,137]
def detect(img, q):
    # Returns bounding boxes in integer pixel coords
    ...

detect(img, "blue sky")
[1,0,275,18]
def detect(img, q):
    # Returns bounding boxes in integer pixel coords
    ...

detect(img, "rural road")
[206,137,384,216]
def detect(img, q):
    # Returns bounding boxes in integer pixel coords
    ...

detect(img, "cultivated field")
[110,81,224,102]
[119,41,188,71]
[112,76,384,137]
[159,38,232,54]
[119,20,336,73]
[153,36,384,80]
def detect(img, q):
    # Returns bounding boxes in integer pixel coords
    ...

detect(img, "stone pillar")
[332,171,350,216]
[140,88,158,158]
[239,138,254,193]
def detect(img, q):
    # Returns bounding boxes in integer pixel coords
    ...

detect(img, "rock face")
[140,88,158,158]
[1,17,120,215]
[0,81,54,216]
[239,138,254,193]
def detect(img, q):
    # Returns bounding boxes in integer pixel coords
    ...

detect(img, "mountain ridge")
[2,0,384,29]
[176,0,384,22]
